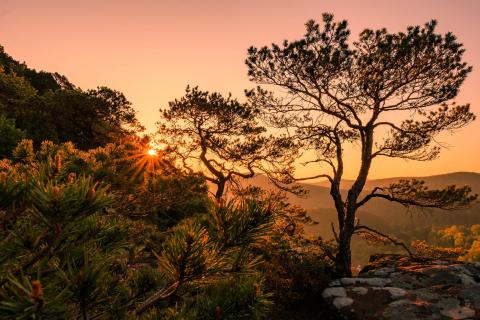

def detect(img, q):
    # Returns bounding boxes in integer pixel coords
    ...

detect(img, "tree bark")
[335,227,353,277]
[333,126,374,276]
[214,179,226,200]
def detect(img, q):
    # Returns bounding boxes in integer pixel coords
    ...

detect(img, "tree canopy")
[0,14,479,318]
[157,86,296,199]
[246,13,477,275]
[0,46,143,150]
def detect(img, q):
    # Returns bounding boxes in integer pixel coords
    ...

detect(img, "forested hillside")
[0,46,143,151]
[0,12,478,319]
[237,173,480,265]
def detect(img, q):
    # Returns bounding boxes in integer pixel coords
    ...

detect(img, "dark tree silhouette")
[87,86,145,141]
[157,86,295,199]
[0,47,143,150]
[246,14,477,276]
[0,45,74,93]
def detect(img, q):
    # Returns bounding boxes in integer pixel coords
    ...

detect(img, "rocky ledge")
[322,254,480,320]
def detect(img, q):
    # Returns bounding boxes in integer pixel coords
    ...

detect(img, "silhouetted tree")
[246,14,477,276]
[0,53,143,149]
[86,86,145,140]
[157,86,295,199]
[0,45,74,93]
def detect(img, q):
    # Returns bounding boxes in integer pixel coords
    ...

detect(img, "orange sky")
[1,0,479,179]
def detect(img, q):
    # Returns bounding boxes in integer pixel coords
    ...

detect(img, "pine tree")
[0,140,279,319]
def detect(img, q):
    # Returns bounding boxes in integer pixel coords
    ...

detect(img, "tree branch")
[135,281,179,315]
[354,225,413,257]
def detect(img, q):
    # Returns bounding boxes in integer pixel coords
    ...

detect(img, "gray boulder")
[322,254,480,319]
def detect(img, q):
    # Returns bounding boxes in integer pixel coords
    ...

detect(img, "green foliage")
[0,115,25,159]
[0,46,142,150]
[0,140,305,319]
[130,267,166,296]
[132,174,210,229]
[158,221,223,283]
[209,198,273,250]
[29,175,112,226]
[222,189,336,319]
[12,139,35,164]
[263,242,335,317]
[183,276,272,320]
[0,65,37,108]
[0,163,27,211]
[0,274,67,319]
[0,45,72,93]
[59,248,112,318]
[0,40,342,319]
[1,17,476,315]
[415,224,480,261]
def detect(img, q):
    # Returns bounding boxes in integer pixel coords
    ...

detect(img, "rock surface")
[322,254,480,319]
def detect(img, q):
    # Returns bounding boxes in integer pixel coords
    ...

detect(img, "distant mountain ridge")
[311,171,480,194]
[239,172,480,262]
[242,171,480,211]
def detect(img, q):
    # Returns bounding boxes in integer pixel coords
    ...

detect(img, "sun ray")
[120,143,168,182]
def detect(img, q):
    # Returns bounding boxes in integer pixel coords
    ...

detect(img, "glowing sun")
[147,149,157,156]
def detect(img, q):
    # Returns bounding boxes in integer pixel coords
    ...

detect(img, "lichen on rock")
[322,254,480,319]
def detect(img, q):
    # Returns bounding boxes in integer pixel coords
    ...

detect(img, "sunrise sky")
[1,0,479,179]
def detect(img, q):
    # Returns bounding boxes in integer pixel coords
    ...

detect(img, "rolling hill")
[238,172,480,243]
[237,171,480,265]
[312,171,480,194]
[242,171,480,210]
